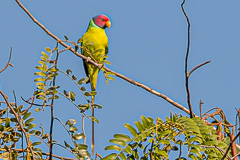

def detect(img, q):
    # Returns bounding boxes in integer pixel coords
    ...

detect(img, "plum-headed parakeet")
[81,14,111,155]
[81,14,111,91]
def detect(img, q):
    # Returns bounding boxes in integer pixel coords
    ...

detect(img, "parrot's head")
[92,14,111,29]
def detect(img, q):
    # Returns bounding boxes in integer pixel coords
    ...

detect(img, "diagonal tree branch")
[15,0,194,117]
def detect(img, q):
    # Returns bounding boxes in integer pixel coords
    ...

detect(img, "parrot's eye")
[101,18,105,21]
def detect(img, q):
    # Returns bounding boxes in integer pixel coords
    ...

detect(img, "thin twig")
[188,60,211,77]
[15,0,193,117]
[0,47,13,73]
[181,0,193,118]
[21,96,51,107]
[0,90,36,160]
[95,153,102,160]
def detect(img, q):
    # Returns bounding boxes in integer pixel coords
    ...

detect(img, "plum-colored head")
[93,14,111,29]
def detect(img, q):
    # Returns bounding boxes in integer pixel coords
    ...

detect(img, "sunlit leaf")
[124,123,138,137]
[113,134,131,142]
[105,145,122,151]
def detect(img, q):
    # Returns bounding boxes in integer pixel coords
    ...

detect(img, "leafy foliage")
[103,114,230,160]
[34,47,59,109]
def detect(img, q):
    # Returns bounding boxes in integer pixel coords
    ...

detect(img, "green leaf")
[80,86,86,92]
[87,116,99,124]
[118,152,127,160]
[69,126,78,133]
[34,71,47,77]
[41,51,49,59]
[124,123,138,137]
[84,92,92,96]
[77,143,88,150]
[66,69,72,75]
[69,91,76,101]
[78,78,89,85]
[92,104,102,109]
[25,118,34,125]
[65,119,76,126]
[102,153,117,160]
[105,145,122,151]
[203,140,217,146]
[45,47,51,53]
[72,75,77,80]
[27,124,37,130]
[113,134,131,142]
[134,120,144,132]
[158,130,171,138]
[188,137,202,143]
[106,76,115,81]
[73,133,85,140]
[190,148,202,158]
[34,77,45,82]
[5,118,10,128]
[23,112,32,120]
[109,139,126,146]
[124,145,132,154]
[32,142,41,146]
[35,108,41,112]
[159,140,170,145]
[104,60,111,65]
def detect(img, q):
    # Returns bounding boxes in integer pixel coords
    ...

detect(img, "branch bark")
[0,47,13,74]
[181,0,193,118]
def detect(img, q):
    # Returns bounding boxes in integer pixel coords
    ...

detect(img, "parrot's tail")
[91,95,95,156]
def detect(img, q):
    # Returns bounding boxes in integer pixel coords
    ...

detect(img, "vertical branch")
[181,0,193,118]
[49,45,59,159]
[230,126,237,160]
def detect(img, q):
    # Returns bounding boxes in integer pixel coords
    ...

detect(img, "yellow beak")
[106,21,111,28]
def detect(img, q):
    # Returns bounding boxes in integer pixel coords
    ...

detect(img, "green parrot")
[81,14,111,155]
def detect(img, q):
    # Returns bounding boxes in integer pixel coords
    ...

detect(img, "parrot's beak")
[105,21,111,28]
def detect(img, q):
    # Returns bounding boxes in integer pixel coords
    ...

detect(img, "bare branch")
[188,60,211,77]
[181,0,193,118]
[0,47,13,74]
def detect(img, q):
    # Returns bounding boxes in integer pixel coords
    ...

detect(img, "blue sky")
[1,0,240,159]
